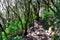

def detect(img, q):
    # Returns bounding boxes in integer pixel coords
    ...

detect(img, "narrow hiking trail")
[23,18,53,40]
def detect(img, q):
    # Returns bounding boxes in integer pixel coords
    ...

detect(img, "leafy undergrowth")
[1,19,25,40]
[52,34,60,40]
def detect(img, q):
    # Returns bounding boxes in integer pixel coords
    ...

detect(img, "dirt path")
[23,19,53,40]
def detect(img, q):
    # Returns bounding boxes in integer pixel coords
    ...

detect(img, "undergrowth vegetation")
[0,0,60,40]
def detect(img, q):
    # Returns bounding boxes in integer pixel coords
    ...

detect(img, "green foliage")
[1,19,25,40]
[0,33,3,40]
[13,35,22,40]
[52,34,60,40]
[5,20,21,35]
[42,10,54,29]
[42,10,54,20]
[21,18,26,26]
[0,0,60,40]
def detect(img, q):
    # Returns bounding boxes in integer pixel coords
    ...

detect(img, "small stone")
[36,32,40,35]
[31,32,36,36]
[27,33,31,36]
[39,25,42,28]
[33,36,39,39]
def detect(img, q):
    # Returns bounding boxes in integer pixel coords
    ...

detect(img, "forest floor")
[23,18,53,40]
